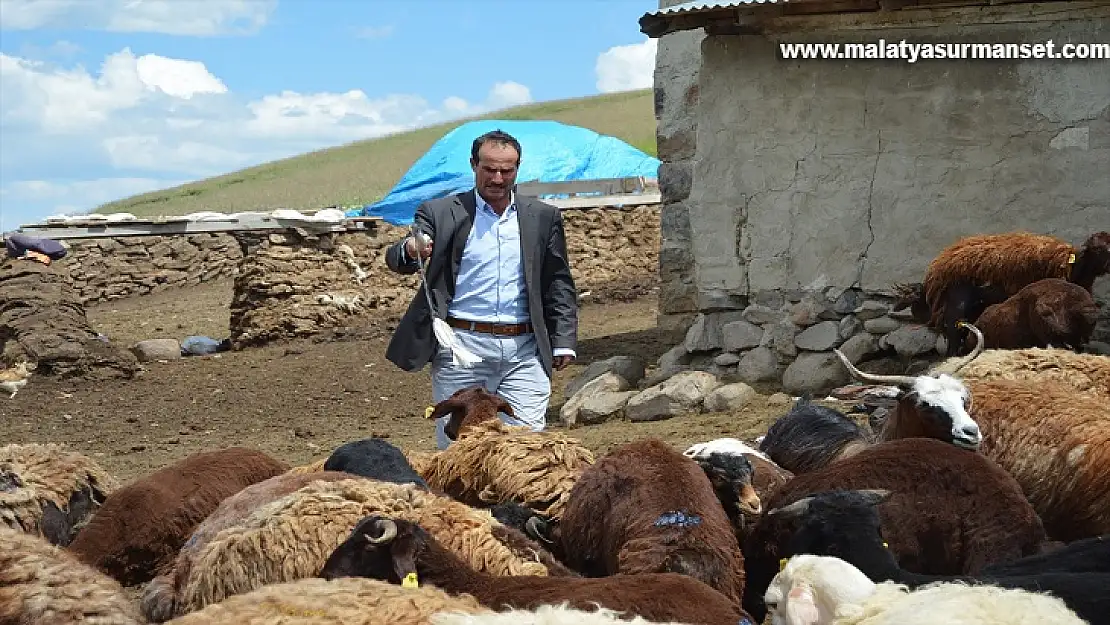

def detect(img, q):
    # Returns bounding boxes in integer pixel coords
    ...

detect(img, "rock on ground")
[0,259,139,379]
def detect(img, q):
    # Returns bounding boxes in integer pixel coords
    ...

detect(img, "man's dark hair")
[471,129,521,165]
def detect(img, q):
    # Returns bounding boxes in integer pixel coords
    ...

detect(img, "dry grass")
[93,90,656,219]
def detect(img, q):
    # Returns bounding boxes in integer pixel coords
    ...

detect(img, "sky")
[0,0,660,232]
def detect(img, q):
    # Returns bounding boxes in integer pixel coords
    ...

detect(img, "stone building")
[641,0,1110,393]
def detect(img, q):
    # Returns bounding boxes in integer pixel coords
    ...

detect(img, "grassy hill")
[94,89,657,218]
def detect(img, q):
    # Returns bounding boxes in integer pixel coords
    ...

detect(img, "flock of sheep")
[2,228,1109,625]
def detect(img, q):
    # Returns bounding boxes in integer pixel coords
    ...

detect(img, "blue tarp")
[353,119,660,226]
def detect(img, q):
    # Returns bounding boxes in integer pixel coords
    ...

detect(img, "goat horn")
[525,517,554,545]
[766,496,814,519]
[365,519,397,544]
[948,322,984,373]
[832,349,917,388]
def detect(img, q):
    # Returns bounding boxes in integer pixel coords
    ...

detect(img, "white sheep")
[431,603,699,625]
[765,554,1085,625]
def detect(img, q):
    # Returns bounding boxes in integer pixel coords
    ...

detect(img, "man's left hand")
[553,355,574,371]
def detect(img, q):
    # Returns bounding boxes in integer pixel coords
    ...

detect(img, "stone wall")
[59,233,244,303]
[229,205,661,347]
[652,10,1110,392]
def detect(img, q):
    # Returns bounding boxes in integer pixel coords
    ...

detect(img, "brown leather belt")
[447,316,533,336]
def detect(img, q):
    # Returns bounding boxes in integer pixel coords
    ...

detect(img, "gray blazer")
[383,188,578,378]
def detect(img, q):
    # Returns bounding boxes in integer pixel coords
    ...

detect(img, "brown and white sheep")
[957,378,1110,542]
[159,477,572,618]
[972,278,1101,351]
[555,437,748,608]
[161,576,488,625]
[66,446,289,586]
[143,470,358,622]
[921,230,1110,328]
[431,604,699,625]
[0,442,118,546]
[0,524,143,625]
[739,436,1049,622]
[320,515,754,625]
[931,346,1110,400]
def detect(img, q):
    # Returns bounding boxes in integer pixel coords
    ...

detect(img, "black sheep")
[323,438,429,490]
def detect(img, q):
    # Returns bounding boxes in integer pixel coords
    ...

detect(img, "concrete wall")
[654,11,1110,392]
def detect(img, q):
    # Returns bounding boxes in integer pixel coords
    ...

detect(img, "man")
[384,129,578,449]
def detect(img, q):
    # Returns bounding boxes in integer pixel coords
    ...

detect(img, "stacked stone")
[658,287,946,395]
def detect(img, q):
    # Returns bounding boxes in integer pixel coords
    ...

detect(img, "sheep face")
[765,554,876,625]
[319,515,426,585]
[427,386,515,441]
[767,489,894,565]
[694,452,762,517]
[1080,231,1110,274]
[902,374,981,450]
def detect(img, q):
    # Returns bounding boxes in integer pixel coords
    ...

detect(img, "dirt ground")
[2,279,829,484]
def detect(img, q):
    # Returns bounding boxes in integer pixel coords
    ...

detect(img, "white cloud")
[595,38,658,93]
[0,47,536,224]
[0,0,277,36]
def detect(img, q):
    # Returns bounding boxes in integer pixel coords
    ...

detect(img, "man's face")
[471,142,519,204]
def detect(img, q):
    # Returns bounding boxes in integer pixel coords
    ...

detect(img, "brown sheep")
[158,478,571,617]
[931,346,1110,400]
[738,437,1049,622]
[143,470,357,622]
[921,230,1110,329]
[426,385,517,442]
[961,378,1110,542]
[0,524,143,624]
[319,515,754,625]
[1,442,118,546]
[892,280,1010,356]
[67,446,289,586]
[161,576,488,625]
[554,437,748,609]
[974,278,1100,352]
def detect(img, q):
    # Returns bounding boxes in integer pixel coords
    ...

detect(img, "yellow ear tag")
[424,406,434,419]
[402,572,419,589]
[882,541,889,548]
[1068,253,1076,265]
[779,558,788,572]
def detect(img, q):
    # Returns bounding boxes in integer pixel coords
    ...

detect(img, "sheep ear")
[495,397,515,417]
[785,582,820,625]
[428,398,465,420]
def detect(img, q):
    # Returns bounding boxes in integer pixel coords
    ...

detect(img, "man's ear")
[784,582,820,625]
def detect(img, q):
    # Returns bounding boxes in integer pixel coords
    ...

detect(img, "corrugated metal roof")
[639,0,791,36]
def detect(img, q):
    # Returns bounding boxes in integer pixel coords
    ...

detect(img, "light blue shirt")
[443,189,575,359]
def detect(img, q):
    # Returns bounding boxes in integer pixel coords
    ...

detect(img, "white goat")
[765,554,1085,625]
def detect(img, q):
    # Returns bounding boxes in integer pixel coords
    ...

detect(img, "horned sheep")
[0,524,143,625]
[764,553,1086,625]
[972,278,1100,352]
[162,576,488,625]
[553,437,748,608]
[0,442,118,546]
[66,446,288,587]
[739,437,1049,622]
[757,398,872,474]
[320,515,755,625]
[420,386,596,520]
[931,346,1110,400]
[153,477,572,618]
[766,489,1110,625]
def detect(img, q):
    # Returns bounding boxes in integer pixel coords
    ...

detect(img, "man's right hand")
[405,235,433,261]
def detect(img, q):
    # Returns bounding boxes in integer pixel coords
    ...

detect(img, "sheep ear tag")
[424,406,435,419]
[402,572,419,589]
[1068,253,1076,265]
[779,557,788,572]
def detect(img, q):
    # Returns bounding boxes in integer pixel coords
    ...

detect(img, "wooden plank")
[13,215,381,240]
[742,0,1103,31]
[545,191,662,210]
[517,177,650,198]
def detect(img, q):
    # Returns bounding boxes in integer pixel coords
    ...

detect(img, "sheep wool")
[0,525,143,625]
[0,442,119,542]
[420,420,595,518]
[431,603,698,625]
[285,458,327,475]
[922,231,1076,322]
[967,378,1110,541]
[835,580,1086,625]
[163,576,488,625]
[932,347,1110,400]
[173,478,553,615]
